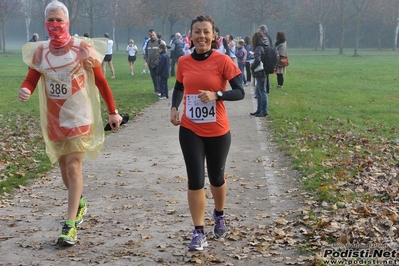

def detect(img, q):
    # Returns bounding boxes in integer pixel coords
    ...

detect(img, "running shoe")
[57,223,77,245]
[188,229,208,251]
[212,210,227,238]
[75,199,87,225]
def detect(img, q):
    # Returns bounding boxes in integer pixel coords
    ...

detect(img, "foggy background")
[1,0,399,54]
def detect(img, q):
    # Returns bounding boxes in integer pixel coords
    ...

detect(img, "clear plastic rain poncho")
[22,37,109,163]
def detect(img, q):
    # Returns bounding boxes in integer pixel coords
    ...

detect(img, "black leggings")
[277,73,284,86]
[245,62,251,82]
[179,126,231,190]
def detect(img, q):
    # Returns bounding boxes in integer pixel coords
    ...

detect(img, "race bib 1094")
[186,94,216,123]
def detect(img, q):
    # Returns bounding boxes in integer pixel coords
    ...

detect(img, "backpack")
[261,46,278,74]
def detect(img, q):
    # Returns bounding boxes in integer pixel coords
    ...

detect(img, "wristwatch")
[216,91,223,101]
[109,109,119,115]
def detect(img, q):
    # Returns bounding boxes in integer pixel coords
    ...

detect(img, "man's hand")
[18,88,31,102]
[108,114,123,130]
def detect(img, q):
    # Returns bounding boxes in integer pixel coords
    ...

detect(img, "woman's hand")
[198,90,217,103]
[18,88,31,102]
[170,107,181,126]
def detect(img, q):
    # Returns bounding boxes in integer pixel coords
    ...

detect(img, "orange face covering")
[45,21,71,48]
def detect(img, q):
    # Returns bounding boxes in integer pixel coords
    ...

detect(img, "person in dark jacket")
[156,43,170,99]
[170,32,184,76]
[275,31,288,88]
[258,25,272,93]
[244,35,252,86]
[146,29,165,95]
[250,31,269,117]
[29,33,39,42]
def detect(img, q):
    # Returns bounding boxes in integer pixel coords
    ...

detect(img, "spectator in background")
[102,33,115,79]
[83,32,89,38]
[157,32,165,45]
[28,33,40,70]
[182,33,193,55]
[275,31,288,88]
[226,34,237,65]
[29,33,39,42]
[170,32,184,77]
[146,29,164,96]
[169,35,176,74]
[142,36,149,74]
[156,43,170,100]
[250,31,269,117]
[126,39,138,76]
[236,40,247,85]
[257,25,271,93]
[183,30,190,47]
[244,35,252,86]
[258,25,273,47]
[214,27,230,56]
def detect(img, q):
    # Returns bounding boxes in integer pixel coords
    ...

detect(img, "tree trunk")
[319,23,323,49]
[354,15,360,57]
[116,28,119,51]
[394,0,399,50]
[339,25,344,54]
[2,22,6,53]
[89,15,94,38]
[25,17,31,43]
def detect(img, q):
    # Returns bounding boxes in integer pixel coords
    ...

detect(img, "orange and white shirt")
[21,37,113,163]
[177,51,241,137]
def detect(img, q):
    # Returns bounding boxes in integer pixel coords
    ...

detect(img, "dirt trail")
[0,86,306,266]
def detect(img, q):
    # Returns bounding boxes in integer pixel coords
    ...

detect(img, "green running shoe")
[57,223,77,245]
[75,199,87,225]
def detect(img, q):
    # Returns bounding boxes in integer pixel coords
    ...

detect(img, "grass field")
[1,48,399,204]
[267,49,399,202]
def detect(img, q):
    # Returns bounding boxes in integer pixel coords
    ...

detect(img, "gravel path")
[0,86,305,266]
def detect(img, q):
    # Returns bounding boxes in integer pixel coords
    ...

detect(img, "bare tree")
[30,0,47,38]
[23,0,33,42]
[148,0,180,38]
[62,0,85,35]
[236,0,284,33]
[167,0,205,37]
[116,0,153,42]
[395,0,399,50]
[81,0,107,38]
[351,0,372,56]
[332,0,355,54]
[380,0,399,50]
[296,0,334,51]
[0,0,23,53]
